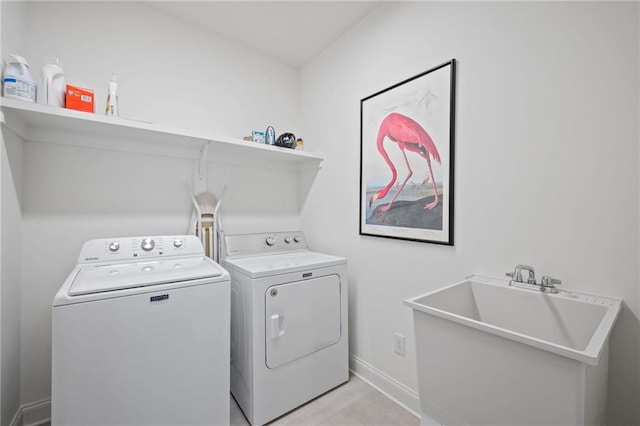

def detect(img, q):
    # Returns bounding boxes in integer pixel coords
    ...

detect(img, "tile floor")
[42,374,419,425]
[231,374,419,425]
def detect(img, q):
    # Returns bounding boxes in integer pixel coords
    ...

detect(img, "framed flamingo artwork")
[359,59,456,245]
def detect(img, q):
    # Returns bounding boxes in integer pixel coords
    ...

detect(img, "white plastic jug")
[3,54,36,103]
[40,59,65,107]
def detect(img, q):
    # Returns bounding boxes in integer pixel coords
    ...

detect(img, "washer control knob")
[265,236,276,246]
[108,241,120,252]
[284,236,292,244]
[293,235,301,243]
[173,239,183,248]
[141,238,155,251]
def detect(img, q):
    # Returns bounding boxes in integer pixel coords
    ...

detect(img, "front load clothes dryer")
[51,235,230,426]
[220,231,348,426]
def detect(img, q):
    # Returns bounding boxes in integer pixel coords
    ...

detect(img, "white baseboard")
[8,407,23,426]
[348,354,443,425]
[348,353,421,418]
[10,398,51,426]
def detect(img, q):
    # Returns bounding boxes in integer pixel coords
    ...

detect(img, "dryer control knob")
[108,241,120,252]
[265,236,276,246]
[173,239,183,248]
[141,238,155,251]
[284,236,292,244]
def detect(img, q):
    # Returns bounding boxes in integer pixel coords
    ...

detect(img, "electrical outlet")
[393,332,405,356]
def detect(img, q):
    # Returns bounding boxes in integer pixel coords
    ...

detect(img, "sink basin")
[405,275,621,425]
[405,275,620,365]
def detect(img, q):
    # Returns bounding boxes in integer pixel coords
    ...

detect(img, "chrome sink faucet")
[507,264,537,284]
[506,264,561,294]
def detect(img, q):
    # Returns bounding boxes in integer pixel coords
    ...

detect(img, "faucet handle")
[541,276,561,287]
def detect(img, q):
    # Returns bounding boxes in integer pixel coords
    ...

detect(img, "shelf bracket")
[199,141,211,180]
[193,141,211,194]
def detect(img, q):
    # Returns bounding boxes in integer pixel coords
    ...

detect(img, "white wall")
[300,2,640,424]
[15,1,302,410]
[1,2,26,425]
[1,133,23,426]
[24,1,301,136]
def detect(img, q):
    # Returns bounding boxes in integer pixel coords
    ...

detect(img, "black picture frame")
[359,59,456,245]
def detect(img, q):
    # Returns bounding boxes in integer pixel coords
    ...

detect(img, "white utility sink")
[405,275,620,365]
[405,275,621,425]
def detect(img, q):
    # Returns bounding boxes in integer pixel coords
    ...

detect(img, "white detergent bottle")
[105,73,118,117]
[3,54,36,103]
[39,58,66,107]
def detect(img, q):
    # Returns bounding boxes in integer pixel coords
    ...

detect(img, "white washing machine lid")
[69,255,224,296]
[223,250,346,279]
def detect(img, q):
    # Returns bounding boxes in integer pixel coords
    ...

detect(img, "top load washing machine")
[220,231,349,425]
[52,235,230,426]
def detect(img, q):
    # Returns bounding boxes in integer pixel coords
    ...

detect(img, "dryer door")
[265,274,341,369]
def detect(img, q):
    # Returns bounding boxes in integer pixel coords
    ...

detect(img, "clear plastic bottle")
[3,54,36,103]
[105,73,119,116]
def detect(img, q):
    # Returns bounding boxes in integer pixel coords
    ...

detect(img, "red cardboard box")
[66,85,94,113]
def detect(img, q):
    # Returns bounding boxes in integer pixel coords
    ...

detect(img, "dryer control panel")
[77,235,204,264]
[224,232,308,258]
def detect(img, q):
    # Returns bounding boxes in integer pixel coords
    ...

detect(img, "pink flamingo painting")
[369,112,441,212]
